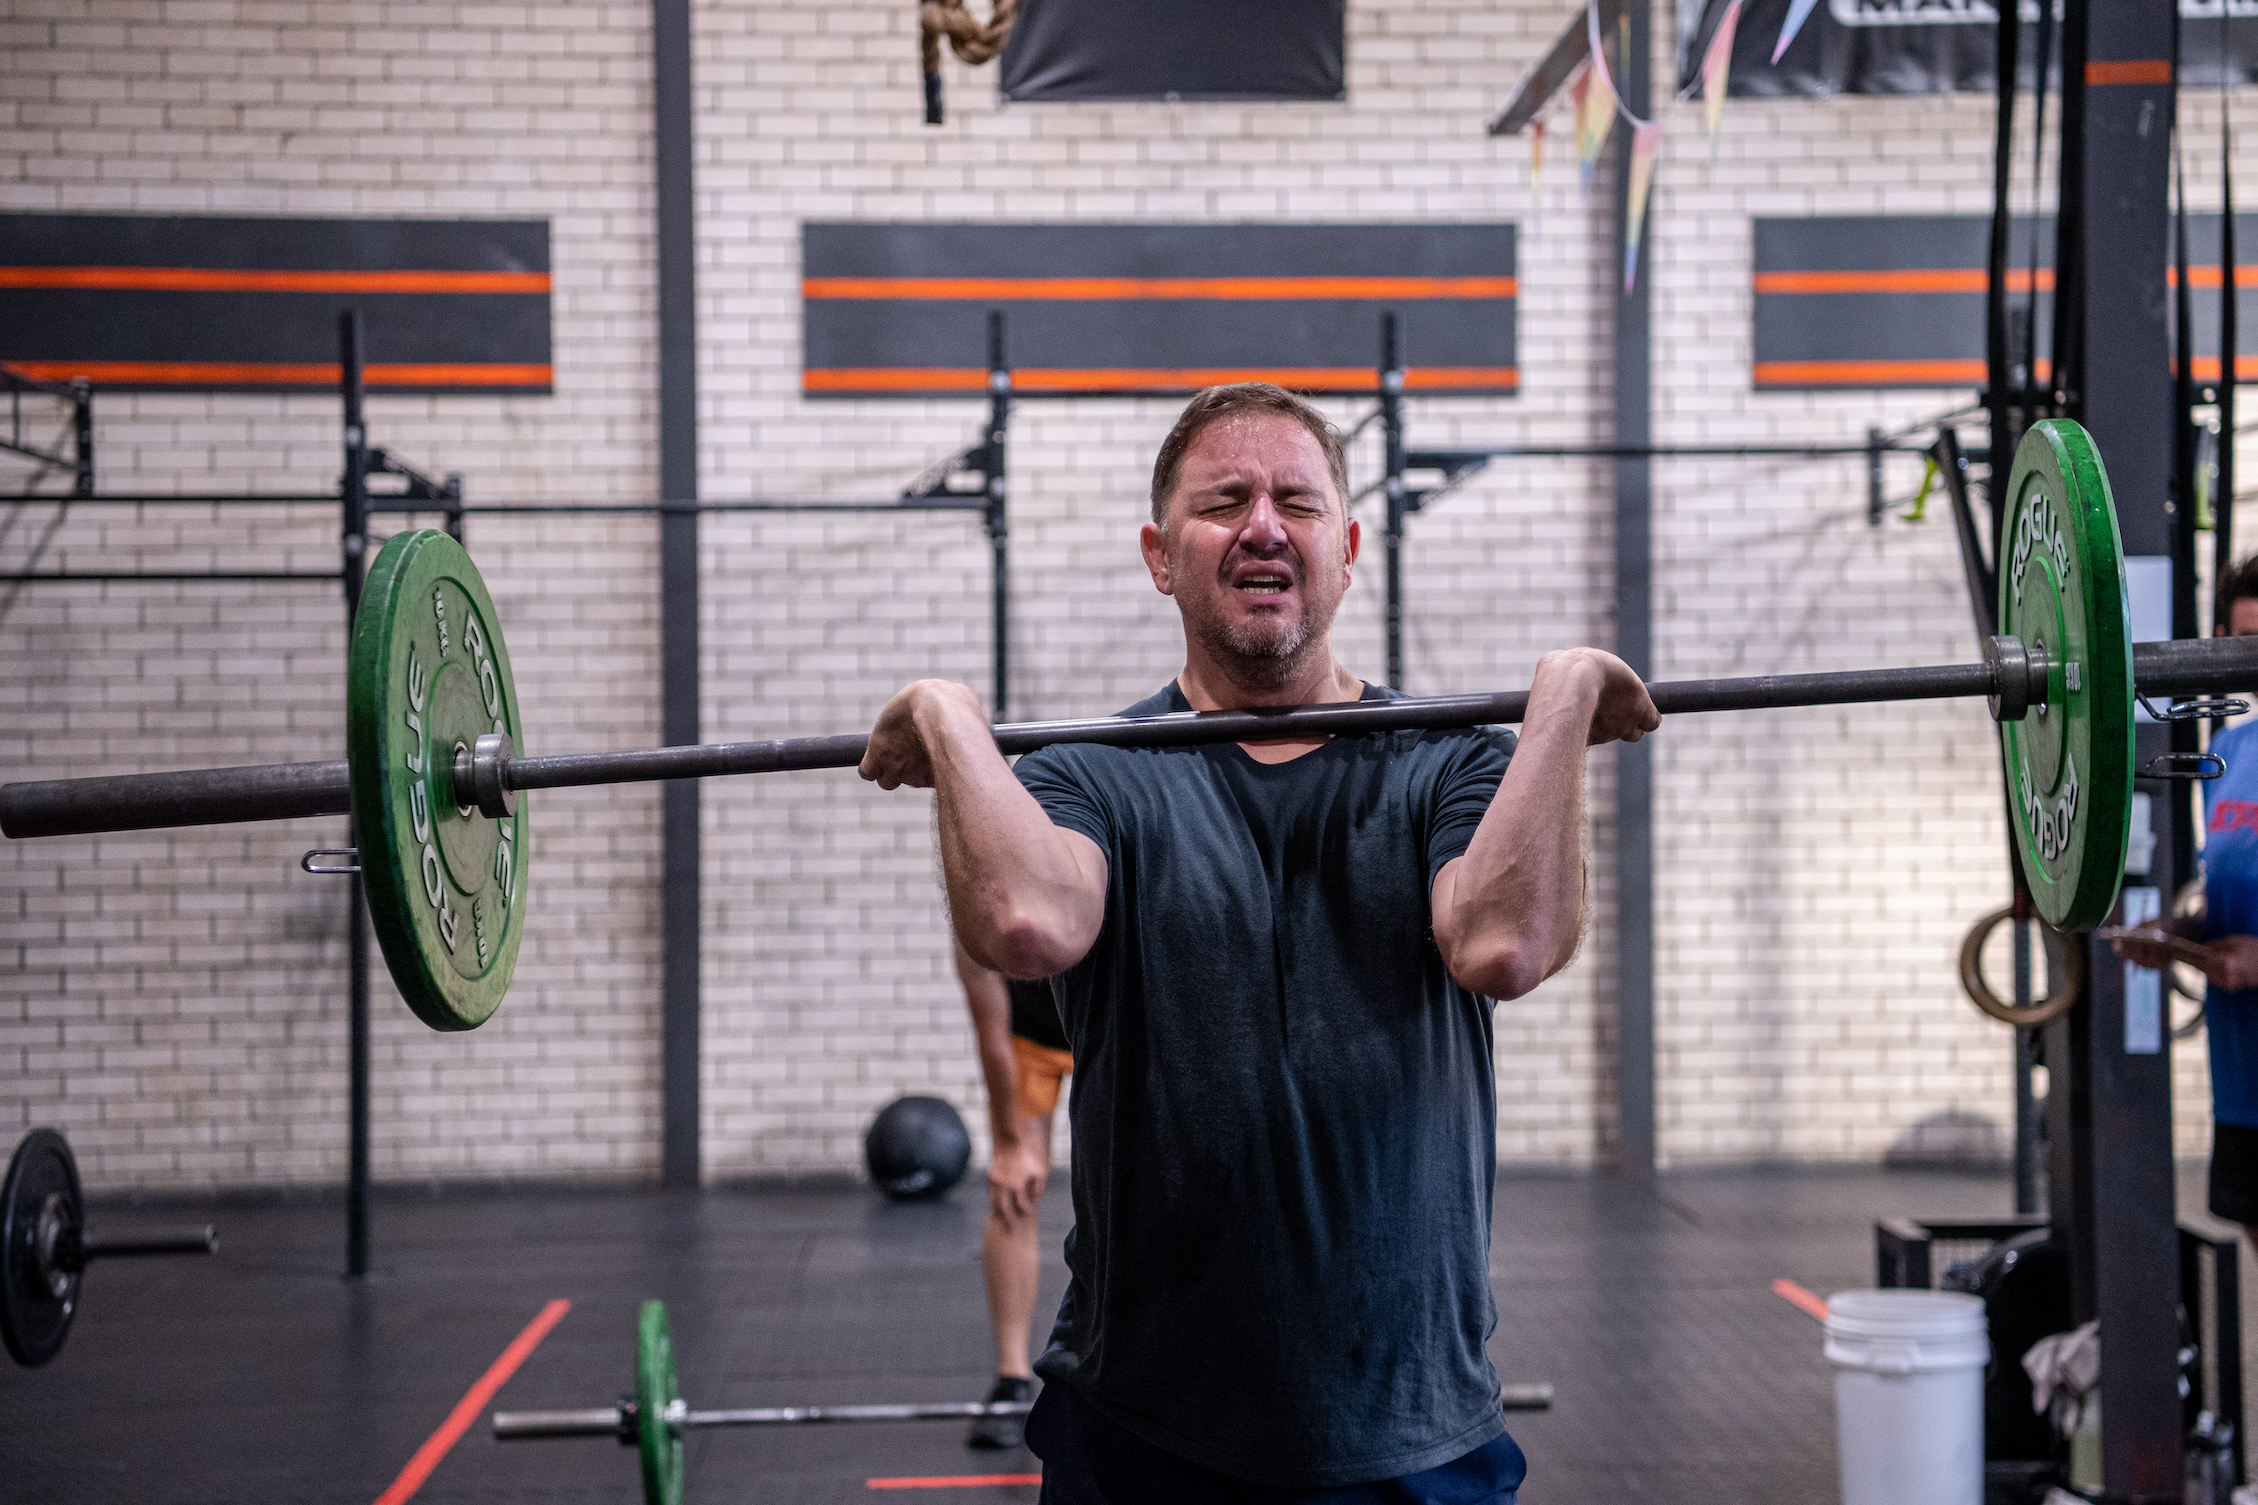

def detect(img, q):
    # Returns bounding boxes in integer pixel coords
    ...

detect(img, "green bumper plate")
[638,1299,685,1505]
[1997,419,2134,931]
[346,530,528,1031]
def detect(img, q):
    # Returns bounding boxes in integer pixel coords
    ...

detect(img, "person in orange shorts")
[954,942,1070,1450]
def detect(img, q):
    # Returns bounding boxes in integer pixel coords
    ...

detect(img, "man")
[954,943,1070,1450]
[2116,555,2258,1251]
[861,384,1657,1501]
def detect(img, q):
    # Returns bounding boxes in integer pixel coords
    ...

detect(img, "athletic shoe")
[965,1374,1034,1450]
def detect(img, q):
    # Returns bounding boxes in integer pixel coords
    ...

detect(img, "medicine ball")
[864,1095,972,1201]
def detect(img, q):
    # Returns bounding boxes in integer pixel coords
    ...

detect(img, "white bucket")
[1824,1289,1990,1505]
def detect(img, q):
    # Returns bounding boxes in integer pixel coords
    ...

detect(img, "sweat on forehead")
[1149,383,1350,525]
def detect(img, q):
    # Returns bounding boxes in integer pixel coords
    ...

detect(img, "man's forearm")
[922,700,1104,977]
[1436,667,1601,999]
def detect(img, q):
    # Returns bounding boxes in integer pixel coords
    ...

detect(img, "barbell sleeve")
[75,1228,218,1260]
[491,1407,631,1441]
[0,759,351,839]
[10,635,2258,842]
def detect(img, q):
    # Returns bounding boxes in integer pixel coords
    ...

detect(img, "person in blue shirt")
[2116,556,2258,1244]
[859,383,1659,1503]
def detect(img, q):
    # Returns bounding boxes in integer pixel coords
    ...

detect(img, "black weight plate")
[1,1128,82,1368]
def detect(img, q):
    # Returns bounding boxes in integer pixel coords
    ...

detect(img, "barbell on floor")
[0,420,2250,1030]
[491,1300,1554,1505]
[2,1128,218,1368]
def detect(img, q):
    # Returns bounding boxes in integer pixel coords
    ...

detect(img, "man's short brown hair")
[1149,383,1350,526]
[2222,554,2258,628]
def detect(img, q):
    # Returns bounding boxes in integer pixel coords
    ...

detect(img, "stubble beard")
[1212,611,1317,691]
[1188,561,1343,693]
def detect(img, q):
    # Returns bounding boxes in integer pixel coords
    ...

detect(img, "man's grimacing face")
[1142,412,1360,684]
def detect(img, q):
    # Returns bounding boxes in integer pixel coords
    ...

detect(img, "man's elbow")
[977,907,1088,980]
[1450,937,1557,1001]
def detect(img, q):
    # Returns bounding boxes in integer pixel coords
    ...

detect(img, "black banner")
[999,0,1344,103]
[1679,0,2258,97]
[1752,212,2257,389]
[801,222,1515,398]
[0,214,551,394]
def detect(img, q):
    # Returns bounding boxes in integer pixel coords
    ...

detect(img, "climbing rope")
[920,0,1018,123]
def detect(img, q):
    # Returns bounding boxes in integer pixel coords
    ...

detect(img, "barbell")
[1,420,2253,1030]
[2,1128,218,1368]
[491,1300,1554,1505]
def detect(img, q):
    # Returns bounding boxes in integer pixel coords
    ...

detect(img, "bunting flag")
[1771,0,1820,64]
[1570,63,1612,192]
[1529,118,1547,232]
[1623,121,1661,293]
[1702,0,1742,155]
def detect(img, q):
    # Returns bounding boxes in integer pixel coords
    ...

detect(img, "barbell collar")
[8,635,2258,842]
[463,733,517,820]
[1980,634,2048,722]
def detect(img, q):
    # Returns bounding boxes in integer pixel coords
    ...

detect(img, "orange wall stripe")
[1753,358,1987,386]
[802,275,1517,301]
[5,359,552,386]
[2187,356,2258,382]
[804,368,993,391]
[1763,266,2258,294]
[1755,269,2055,295]
[2167,266,2258,290]
[2087,59,2172,86]
[805,366,1517,392]
[0,266,549,294]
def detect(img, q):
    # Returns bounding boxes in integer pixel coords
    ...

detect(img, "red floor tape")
[1771,1277,1831,1324]
[867,1475,1044,1490]
[372,1297,574,1505]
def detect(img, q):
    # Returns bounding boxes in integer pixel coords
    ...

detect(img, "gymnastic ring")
[1958,906,2085,1027]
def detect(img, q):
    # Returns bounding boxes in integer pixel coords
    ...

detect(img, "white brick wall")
[0,0,2239,1189]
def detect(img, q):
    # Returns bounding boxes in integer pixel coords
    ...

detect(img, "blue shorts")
[1027,1381,1525,1505]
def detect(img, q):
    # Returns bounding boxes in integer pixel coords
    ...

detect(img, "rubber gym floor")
[1,1164,2243,1504]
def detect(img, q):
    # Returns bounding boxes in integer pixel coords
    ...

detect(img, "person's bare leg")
[984,1109,1054,1377]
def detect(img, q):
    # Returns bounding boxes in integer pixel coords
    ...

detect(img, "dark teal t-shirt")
[1015,681,1517,1488]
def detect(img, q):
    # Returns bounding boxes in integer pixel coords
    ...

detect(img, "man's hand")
[2109,926,2183,973]
[2111,925,2258,990]
[988,1138,1050,1224]
[1530,647,1661,747]
[860,679,986,790]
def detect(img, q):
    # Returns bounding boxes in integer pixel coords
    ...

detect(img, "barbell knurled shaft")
[9,636,2258,843]
[680,1400,1035,1427]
